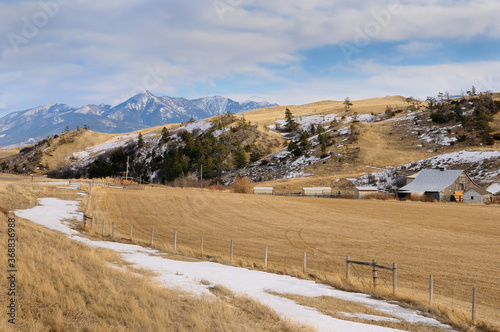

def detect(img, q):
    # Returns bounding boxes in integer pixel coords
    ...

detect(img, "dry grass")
[0,181,310,331]
[0,149,19,159]
[87,185,500,331]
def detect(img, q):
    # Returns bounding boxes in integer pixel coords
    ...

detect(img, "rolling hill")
[1,93,499,192]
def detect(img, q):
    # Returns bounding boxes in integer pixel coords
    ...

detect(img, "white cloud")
[0,0,499,115]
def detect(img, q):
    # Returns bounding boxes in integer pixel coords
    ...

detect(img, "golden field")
[0,180,309,331]
[87,185,500,331]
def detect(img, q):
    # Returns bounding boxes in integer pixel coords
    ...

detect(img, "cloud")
[0,0,499,116]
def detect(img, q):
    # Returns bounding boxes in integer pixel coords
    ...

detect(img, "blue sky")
[1,0,500,116]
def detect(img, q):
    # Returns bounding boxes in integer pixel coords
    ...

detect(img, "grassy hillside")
[1,94,499,191]
[86,185,500,331]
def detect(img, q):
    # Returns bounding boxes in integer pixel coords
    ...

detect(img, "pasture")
[87,186,500,330]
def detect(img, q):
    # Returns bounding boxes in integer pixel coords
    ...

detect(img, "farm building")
[355,186,379,199]
[253,187,274,195]
[463,188,492,203]
[397,168,484,202]
[302,187,332,196]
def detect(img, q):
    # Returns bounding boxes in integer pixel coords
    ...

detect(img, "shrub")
[231,176,251,194]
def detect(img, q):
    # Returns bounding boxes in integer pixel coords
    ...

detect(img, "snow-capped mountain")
[0,92,278,148]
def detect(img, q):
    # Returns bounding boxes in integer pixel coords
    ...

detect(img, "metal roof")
[398,169,464,193]
[355,186,379,191]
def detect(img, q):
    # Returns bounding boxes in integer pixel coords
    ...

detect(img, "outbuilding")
[253,187,274,195]
[355,186,379,199]
[302,187,332,196]
[463,188,492,203]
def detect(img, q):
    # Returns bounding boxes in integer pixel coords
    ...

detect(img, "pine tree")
[284,108,297,132]
[161,127,170,143]
[234,145,247,168]
[138,132,144,148]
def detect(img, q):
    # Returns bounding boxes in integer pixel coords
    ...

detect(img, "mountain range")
[0,91,278,148]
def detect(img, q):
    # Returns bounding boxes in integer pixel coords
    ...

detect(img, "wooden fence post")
[429,274,433,307]
[472,286,476,324]
[264,245,268,267]
[303,252,307,274]
[90,216,93,229]
[393,263,397,294]
[201,236,203,255]
[174,230,177,252]
[346,256,350,281]
[372,260,378,288]
[112,222,115,238]
[130,225,133,240]
[230,240,233,261]
[151,228,154,248]
[102,219,105,235]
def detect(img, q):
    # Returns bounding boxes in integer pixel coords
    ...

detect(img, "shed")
[397,169,483,202]
[253,187,274,195]
[463,188,492,203]
[302,187,332,196]
[355,186,379,199]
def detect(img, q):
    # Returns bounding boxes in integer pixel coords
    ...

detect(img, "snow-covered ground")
[15,191,455,332]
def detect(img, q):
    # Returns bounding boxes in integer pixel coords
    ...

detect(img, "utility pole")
[125,156,130,181]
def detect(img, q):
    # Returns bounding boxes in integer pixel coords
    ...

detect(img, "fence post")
[372,260,378,288]
[303,252,307,274]
[393,263,397,294]
[264,245,268,267]
[91,216,93,229]
[230,240,233,261]
[472,286,476,324]
[174,230,177,252]
[151,228,154,248]
[102,219,105,235]
[429,274,433,307]
[112,222,115,238]
[201,236,203,255]
[346,256,350,281]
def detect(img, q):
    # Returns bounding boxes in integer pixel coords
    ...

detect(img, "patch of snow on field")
[14,195,456,332]
[87,133,136,154]
[180,120,212,134]
[340,312,401,323]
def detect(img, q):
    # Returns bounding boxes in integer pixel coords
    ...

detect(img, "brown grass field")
[0,181,309,331]
[87,185,500,331]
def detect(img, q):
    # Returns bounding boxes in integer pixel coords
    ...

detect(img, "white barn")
[302,187,332,196]
[253,187,274,195]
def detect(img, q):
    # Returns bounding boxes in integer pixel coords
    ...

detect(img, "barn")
[253,187,274,195]
[463,188,492,203]
[397,168,484,202]
[355,186,379,199]
[302,187,332,196]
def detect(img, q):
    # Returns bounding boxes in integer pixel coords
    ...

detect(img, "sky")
[1,0,500,117]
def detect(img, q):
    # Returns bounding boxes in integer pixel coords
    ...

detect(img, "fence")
[81,217,491,326]
[346,256,397,294]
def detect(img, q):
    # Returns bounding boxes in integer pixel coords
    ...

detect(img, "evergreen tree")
[137,132,144,148]
[234,145,247,168]
[161,127,170,143]
[284,108,297,132]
